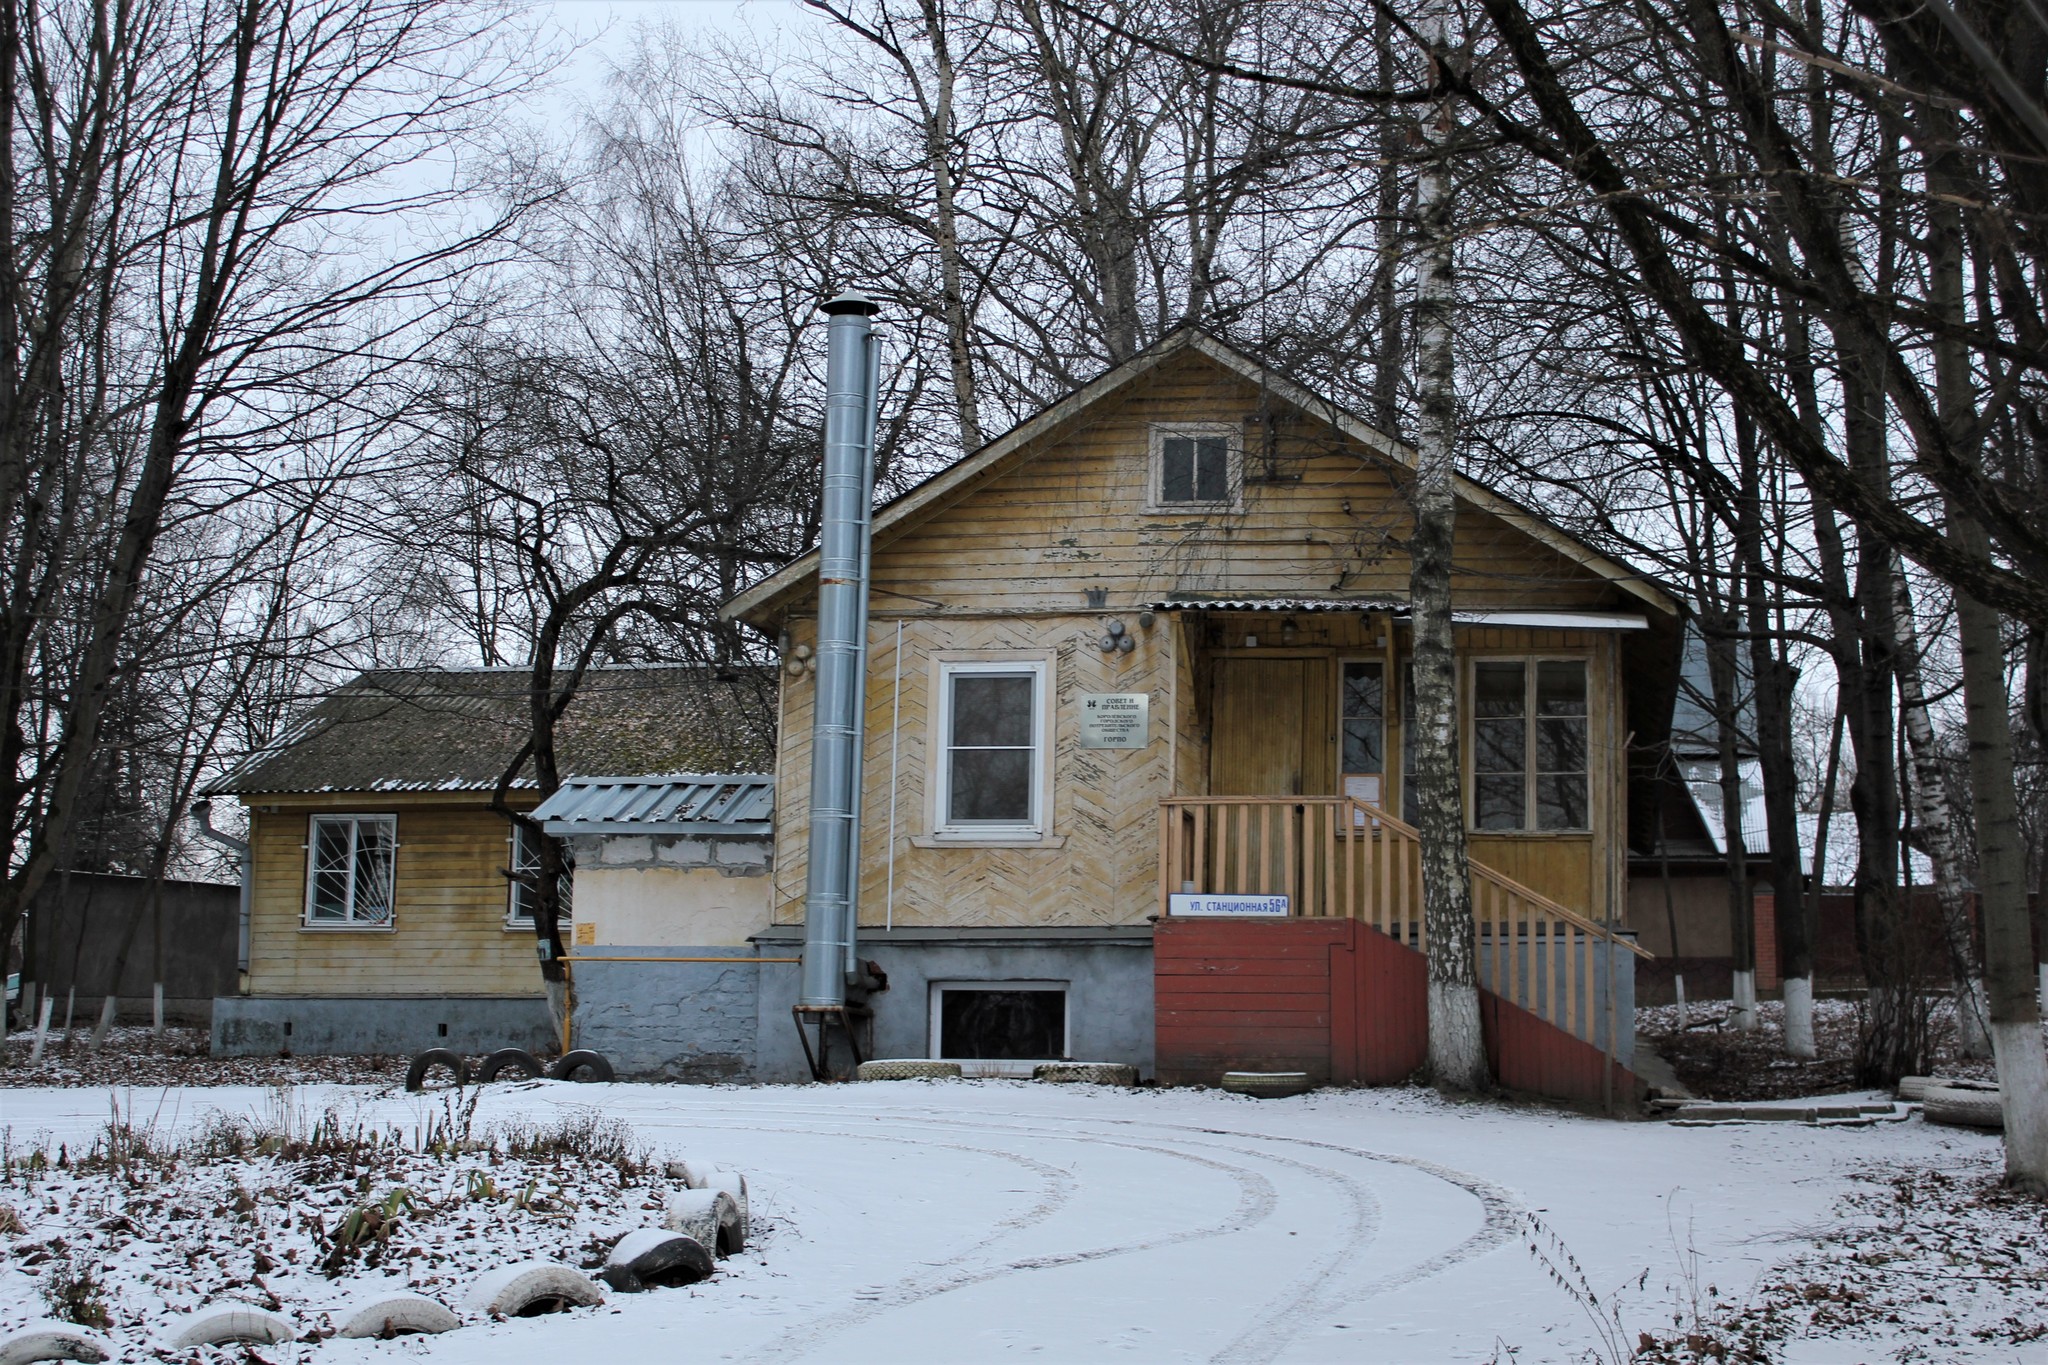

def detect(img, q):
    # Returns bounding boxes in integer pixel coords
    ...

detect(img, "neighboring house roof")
[208,665,776,796]
[532,774,774,837]
[1670,621,1757,758]
[721,327,1681,626]
[1677,757,1934,887]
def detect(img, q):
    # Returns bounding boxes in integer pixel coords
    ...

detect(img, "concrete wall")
[19,873,238,1025]
[211,994,552,1056]
[567,947,769,1080]
[752,925,1157,1083]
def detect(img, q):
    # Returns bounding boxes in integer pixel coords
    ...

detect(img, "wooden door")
[1207,658,1334,908]
[1210,658,1319,795]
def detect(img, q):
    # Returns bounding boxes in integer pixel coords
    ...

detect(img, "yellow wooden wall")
[774,613,1175,930]
[853,353,1619,614]
[241,792,543,996]
[762,348,1653,929]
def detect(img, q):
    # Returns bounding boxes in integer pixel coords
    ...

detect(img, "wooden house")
[205,665,774,1057]
[717,328,1680,1088]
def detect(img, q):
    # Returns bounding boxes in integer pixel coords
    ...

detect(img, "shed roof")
[532,774,774,836]
[208,665,776,797]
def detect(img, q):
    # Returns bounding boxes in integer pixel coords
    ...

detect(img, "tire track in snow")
[675,1111,1279,1362]
[713,1098,1522,1364]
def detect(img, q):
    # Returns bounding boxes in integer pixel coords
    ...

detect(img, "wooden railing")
[1158,795,1650,1044]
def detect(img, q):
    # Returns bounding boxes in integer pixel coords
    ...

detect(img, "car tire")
[0,1320,112,1364]
[548,1049,614,1082]
[475,1047,546,1083]
[1923,1084,2003,1130]
[333,1292,460,1339]
[167,1306,295,1350]
[462,1262,605,1319]
[600,1230,714,1292]
[403,1048,470,1092]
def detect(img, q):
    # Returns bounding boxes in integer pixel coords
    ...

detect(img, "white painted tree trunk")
[89,993,117,1048]
[1781,976,1815,1059]
[1730,970,1757,1032]
[1994,1020,2048,1191]
[1409,6,1486,1094]
[1891,561,1991,1057]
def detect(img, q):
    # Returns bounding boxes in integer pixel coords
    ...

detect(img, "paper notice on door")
[1345,774,1382,826]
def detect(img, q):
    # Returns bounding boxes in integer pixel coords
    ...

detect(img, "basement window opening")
[929,981,1068,1068]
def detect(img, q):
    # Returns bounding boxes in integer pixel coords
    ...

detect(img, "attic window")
[1148,424,1239,511]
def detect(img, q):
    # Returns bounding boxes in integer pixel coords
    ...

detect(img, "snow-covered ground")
[1,1079,2034,1362]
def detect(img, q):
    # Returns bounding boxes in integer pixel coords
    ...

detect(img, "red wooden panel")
[1156,991,1331,1013]
[1479,987,1636,1109]
[1156,959,1333,977]
[1349,923,1429,1085]
[1155,975,1334,999]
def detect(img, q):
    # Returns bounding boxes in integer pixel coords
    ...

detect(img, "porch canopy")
[1144,598,1651,631]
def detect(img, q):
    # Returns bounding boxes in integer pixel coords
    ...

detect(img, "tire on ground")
[855,1059,963,1081]
[663,1188,742,1257]
[600,1229,714,1292]
[1034,1062,1138,1086]
[462,1262,605,1319]
[474,1047,546,1083]
[690,1169,749,1250]
[167,1306,296,1350]
[548,1049,615,1082]
[0,1320,112,1364]
[1896,1075,1931,1102]
[1220,1070,1313,1099]
[1923,1084,2004,1130]
[334,1292,461,1339]
[404,1048,470,1092]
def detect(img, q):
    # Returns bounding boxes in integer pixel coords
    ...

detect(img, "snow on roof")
[1682,758,1934,887]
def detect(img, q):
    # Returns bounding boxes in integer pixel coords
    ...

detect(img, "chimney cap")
[821,289,881,317]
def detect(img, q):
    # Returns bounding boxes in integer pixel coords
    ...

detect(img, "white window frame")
[927,979,1071,1075]
[1465,655,1593,834]
[928,656,1054,843]
[302,813,398,930]
[506,822,573,929]
[1144,422,1242,513]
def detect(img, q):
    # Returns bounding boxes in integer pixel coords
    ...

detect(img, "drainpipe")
[801,290,881,1009]
[190,798,252,977]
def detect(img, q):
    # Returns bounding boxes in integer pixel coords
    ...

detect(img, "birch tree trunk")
[1890,563,1990,1057]
[1409,7,1485,1093]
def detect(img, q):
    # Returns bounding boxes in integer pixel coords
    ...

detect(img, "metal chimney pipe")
[842,329,882,982]
[800,290,881,1008]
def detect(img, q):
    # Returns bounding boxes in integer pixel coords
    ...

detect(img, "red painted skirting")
[1155,917,1637,1109]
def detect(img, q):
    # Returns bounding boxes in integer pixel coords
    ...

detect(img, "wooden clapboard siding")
[775,613,1173,930]
[242,795,542,997]
[854,354,1617,614]
[762,347,1653,934]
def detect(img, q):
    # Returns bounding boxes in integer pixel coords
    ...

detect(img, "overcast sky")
[522,0,820,132]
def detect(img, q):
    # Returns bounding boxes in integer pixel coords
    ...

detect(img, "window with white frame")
[305,814,396,927]
[507,822,572,927]
[1471,659,1590,832]
[1148,423,1239,510]
[936,660,1048,835]
[1340,660,1386,806]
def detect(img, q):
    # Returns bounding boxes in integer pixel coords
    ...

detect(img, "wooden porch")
[1158,795,1649,1052]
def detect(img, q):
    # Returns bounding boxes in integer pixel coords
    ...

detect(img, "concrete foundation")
[752,925,1157,1084]
[568,948,767,1081]
[211,995,553,1057]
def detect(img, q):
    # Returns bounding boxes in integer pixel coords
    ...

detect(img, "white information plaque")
[1077,692,1149,748]
[1168,893,1290,918]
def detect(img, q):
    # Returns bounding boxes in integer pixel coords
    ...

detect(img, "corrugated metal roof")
[532,774,774,836]
[206,666,776,796]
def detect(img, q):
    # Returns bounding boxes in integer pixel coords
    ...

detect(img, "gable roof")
[207,665,777,797]
[722,327,1679,625]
